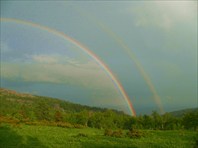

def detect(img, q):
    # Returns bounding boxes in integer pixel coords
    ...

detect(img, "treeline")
[0,88,198,130]
[131,111,198,130]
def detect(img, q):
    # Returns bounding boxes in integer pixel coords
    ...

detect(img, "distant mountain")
[169,108,198,117]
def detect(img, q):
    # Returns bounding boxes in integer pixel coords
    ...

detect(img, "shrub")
[104,129,123,138]
[127,129,145,138]
[57,122,73,128]
[73,124,85,129]
[112,129,123,138]
[0,116,20,127]
[104,129,113,136]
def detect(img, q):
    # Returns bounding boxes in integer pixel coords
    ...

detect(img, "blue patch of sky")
[1,22,92,63]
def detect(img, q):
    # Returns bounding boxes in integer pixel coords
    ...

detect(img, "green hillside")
[0,88,198,148]
[0,88,132,129]
[169,108,198,117]
[1,88,198,130]
[0,88,123,114]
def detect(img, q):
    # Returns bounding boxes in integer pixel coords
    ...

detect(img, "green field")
[0,123,196,148]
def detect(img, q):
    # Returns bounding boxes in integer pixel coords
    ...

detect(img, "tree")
[129,116,138,130]
[142,115,154,129]
[75,110,89,126]
[182,112,198,130]
[88,112,106,129]
[162,113,179,130]
[35,101,51,121]
[151,111,163,130]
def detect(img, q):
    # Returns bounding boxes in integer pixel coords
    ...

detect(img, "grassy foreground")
[0,123,196,148]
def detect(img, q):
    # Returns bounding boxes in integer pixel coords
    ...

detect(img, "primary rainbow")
[0,18,136,116]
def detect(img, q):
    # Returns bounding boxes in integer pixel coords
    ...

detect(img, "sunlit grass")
[0,124,196,148]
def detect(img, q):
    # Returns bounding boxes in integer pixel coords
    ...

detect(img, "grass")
[0,123,196,148]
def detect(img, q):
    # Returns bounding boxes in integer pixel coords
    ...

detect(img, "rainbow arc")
[0,18,136,116]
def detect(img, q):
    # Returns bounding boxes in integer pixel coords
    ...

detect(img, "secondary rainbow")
[0,18,136,116]
[75,8,164,114]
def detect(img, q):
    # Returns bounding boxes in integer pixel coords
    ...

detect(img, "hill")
[0,88,124,114]
[169,108,198,117]
[1,88,197,131]
[0,88,131,129]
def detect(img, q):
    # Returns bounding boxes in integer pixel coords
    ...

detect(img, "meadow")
[0,123,196,148]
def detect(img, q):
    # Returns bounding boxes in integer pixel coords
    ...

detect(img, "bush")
[73,124,85,129]
[57,122,73,128]
[112,129,123,138]
[0,116,20,125]
[127,129,145,138]
[104,129,123,138]
[104,129,113,136]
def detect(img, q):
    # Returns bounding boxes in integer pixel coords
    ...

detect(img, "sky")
[0,1,197,115]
